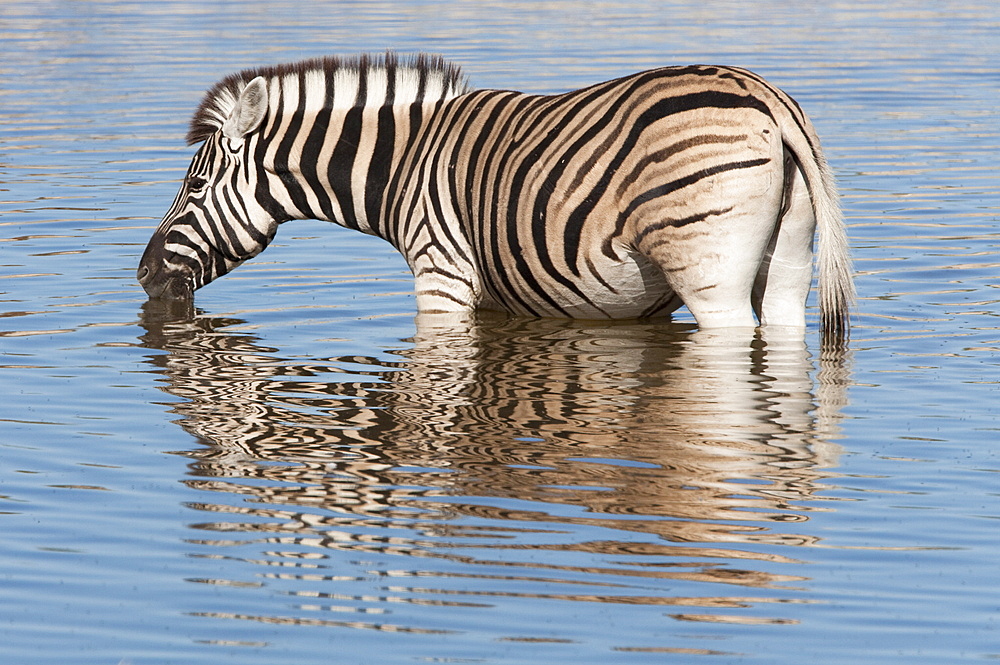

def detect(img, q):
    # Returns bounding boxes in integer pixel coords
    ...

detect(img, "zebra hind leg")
[752,154,817,330]
[632,171,785,331]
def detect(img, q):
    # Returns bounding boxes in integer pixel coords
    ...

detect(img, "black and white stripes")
[138,54,852,344]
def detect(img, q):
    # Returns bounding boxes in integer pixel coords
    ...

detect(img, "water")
[1,1,998,663]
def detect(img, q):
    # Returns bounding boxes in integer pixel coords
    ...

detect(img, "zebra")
[137,53,853,344]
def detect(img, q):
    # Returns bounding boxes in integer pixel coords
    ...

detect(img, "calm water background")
[1,1,998,663]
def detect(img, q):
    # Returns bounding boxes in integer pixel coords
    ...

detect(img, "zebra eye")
[187,176,208,192]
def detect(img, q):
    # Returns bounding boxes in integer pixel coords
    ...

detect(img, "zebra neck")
[248,61,469,236]
[260,99,450,238]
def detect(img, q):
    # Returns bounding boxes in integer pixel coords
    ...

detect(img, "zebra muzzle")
[137,246,194,300]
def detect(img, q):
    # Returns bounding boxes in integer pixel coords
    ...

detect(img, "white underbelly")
[551,250,676,319]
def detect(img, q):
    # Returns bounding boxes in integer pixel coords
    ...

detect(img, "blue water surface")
[1,1,998,664]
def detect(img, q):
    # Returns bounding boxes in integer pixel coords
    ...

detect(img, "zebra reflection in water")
[138,303,849,577]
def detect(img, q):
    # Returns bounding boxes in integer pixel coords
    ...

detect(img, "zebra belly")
[520,249,677,319]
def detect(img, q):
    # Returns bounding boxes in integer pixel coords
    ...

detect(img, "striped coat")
[138,54,853,343]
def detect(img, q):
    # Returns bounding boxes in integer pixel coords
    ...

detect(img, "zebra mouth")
[137,263,194,300]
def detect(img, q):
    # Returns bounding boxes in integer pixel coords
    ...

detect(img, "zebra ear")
[222,76,268,140]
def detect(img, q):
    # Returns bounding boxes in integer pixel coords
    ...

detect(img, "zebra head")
[138,77,281,300]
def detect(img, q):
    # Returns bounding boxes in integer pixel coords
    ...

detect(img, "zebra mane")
[187,53,471,145]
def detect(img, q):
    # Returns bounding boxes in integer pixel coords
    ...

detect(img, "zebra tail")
[784,117,855,348]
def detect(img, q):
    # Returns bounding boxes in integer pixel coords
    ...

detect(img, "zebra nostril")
[137,264,150,283]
